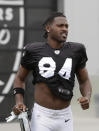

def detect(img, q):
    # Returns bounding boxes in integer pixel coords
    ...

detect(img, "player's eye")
[65,24,69,28]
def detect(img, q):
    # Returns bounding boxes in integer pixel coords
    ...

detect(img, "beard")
[52,35,66,43]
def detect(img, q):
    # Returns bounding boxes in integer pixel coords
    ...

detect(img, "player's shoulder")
[66,42,86,51]
[24,42,46,52]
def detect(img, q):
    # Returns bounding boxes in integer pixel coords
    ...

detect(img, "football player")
[13,12,92,131]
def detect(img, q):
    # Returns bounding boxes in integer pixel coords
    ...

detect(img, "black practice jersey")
[21,42,88,93]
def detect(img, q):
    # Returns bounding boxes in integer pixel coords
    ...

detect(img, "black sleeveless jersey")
[21,42,88,93]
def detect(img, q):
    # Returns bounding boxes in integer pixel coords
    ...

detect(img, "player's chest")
[33,47,77,73]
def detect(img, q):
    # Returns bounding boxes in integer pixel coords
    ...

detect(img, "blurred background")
[0,0,99,131]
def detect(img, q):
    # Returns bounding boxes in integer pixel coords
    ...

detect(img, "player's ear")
[45,25,50,33]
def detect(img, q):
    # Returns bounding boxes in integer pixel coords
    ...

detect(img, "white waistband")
[33,103,72,117]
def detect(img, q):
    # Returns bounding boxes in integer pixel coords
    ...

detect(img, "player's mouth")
[61,32,67,39]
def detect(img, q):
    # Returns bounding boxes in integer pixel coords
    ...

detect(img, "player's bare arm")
[13,65,30,115]
[76,68,92,110]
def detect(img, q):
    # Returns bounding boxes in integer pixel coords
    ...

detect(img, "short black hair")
[43,12,66,39]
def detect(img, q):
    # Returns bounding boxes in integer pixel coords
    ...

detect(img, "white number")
[0,24,11,45]
[38,57,72,80]
[58,58,72,80]
[38,57,56,78]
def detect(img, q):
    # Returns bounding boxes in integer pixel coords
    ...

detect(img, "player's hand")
[77,97,90,110]
[12,103,26,115]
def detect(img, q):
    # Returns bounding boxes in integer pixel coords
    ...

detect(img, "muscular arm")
[76,68,92,109]
[13,65,30,114]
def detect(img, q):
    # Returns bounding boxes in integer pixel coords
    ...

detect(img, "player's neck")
[47,38,64,49]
